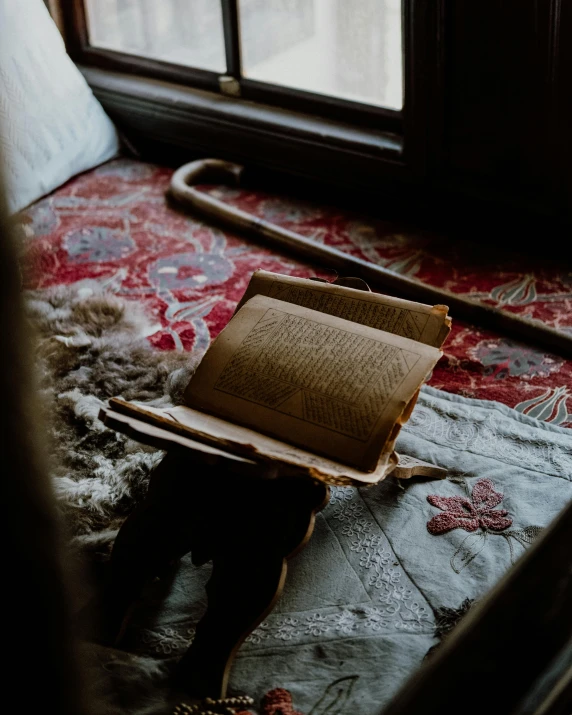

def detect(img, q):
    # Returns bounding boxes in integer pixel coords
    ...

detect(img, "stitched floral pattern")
[260,688,303,715]
[136,487,434,657]
[140,625,196,655]
[427,478,513,534]
[405,401,572,480]
[426,478,543,573]
[242,488,434,644]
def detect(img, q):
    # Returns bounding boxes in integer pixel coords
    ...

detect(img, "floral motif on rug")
[425,478,542,573]
[19,158,572,426]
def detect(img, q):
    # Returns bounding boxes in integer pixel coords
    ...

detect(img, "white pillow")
[0,0,119,214]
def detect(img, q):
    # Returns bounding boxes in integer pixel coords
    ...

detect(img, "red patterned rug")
[21,158,572,427]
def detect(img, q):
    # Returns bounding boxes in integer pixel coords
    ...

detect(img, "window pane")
[239,0,403,110]
[85,0,226,73]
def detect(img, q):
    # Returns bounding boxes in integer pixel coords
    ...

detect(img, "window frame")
[66,2,424,142]
[64,0,406,133]
[58,0,569,223]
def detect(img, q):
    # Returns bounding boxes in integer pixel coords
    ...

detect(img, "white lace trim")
[140,625,196,656]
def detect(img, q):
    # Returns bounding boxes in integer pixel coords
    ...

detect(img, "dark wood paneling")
[441,0,570,215]
[402,0,446,178]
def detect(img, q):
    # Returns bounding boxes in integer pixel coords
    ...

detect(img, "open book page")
[235,270,451,348]
[185,295,442,471]
[103,398,396,486]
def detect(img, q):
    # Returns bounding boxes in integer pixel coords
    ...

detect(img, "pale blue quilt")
[91,387,572,714]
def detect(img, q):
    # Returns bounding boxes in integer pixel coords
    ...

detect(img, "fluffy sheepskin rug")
[26,281,198,556]
[25,284,263,712]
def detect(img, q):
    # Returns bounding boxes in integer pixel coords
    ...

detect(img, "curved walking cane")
[170,159,572,359]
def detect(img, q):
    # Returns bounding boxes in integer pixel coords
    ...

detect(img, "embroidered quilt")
[104,387,571,714]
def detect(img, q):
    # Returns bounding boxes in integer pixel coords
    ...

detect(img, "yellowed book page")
[235,270,451,348]
[185,295,442,471]
[104,398,395,486]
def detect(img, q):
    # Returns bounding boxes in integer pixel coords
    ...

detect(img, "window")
[85,0,227,73]
[61,0,569,220]
[81,0,403,124]
[239,0,402,110]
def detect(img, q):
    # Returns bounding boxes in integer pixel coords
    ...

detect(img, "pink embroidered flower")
[261,688,303,715]
[427,478,513,535]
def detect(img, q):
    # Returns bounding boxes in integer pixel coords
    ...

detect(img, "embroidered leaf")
[447,476,472,496]
[434,598,474,638]
[505,526,543,547]
[451,532,488,573]
[447,476,467,485]
[501,526,543,564]
[425,598,475,657]
[309,676,360,715]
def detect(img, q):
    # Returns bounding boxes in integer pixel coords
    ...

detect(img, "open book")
[101,271,451,486]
